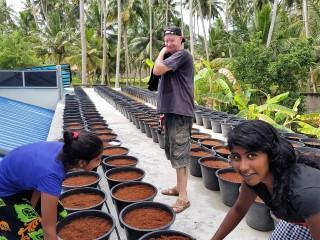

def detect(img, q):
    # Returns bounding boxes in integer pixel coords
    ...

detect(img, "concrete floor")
[48,88,271,240]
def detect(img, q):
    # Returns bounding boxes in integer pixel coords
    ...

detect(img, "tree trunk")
[30,0,41,30]
[115,0,122,88]
[209,0,212,30]
[189,0,194,56]
[197,0,209,60]
[101,0,107,85]
[165,0,169,27]
[123,24,130,86]
[266,0,278,47]
[302,0,309,38]
[149,0,153,62]
[100,0,104,38]
[225,0,229,30]
[180,0,184,35]
[80,0,87,85]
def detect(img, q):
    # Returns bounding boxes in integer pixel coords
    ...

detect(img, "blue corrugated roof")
[0,96,54,151]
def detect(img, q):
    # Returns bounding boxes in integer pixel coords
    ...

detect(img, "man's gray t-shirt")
[157,49,194,117]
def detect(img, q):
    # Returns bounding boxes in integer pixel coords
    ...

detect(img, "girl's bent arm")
[211,183,257,240]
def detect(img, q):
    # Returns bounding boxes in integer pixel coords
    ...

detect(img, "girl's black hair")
[59,131,103,170]
[227,120,320,216]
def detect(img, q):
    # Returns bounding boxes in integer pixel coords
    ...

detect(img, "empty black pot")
[138,229,195,240]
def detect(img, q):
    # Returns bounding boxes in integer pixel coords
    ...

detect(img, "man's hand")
[153,47,171,76]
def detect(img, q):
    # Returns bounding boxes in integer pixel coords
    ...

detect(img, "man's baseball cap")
[164,26,185,42]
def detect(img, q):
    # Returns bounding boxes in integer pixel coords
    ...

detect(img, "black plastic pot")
[57,210,115,240]
[119,201,176,240]
[213,146,231,158]
[144,122,152,138]
[201,114,212,129]
[62,171,101,191]
[190,148,216,177]
[281,132,307,141]
[220,121,233,137]
[198,138,226,149]
[138,230,195,240]
[194,110,204,125]
[210,117,222,133]
[199,156,230,191]
[216,168,241,207]
[98,133,118,141]
[111,181,158,215]
[245,199,275,232]
[60,187,106,213]
[191,132,211,142]
[288,140,305,148]
[102,146,129,158]
[300,138,320,149]
[102,155,138,172]
[150,127,159,143]
[157,132,165,149]
[105,166,145,189]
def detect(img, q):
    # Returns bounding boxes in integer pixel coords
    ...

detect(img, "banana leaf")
[265,92,289,104]
[257,103,296,117]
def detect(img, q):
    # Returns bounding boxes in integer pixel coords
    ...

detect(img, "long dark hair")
[59,130,103,170]
[227,120,320,215]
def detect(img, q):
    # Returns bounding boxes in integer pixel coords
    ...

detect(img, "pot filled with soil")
[201,113,213,129]
[138,230,195,240]
[105,166,145,189]
[300,138,320,149]
[103,139,122,148]
[57,210,115,240]
[288,140,305,148]
[194,110,204,125]
[88,123,109,130]
[60,187,106,213]
[119,201,175,240]
[216,168,242,207]
[92,128,114,135]
[102,155,138,172]
[245,197,274,232]
[199,138,226,149]
[213,146,231,158]
[199,156,230,191]
[62,171,101,191]
[98,133,118,142]
[102,146,129,158]
[281,132,307,141]
[191,132,211,142]
[190,147,216,177]
[111,181,157,214]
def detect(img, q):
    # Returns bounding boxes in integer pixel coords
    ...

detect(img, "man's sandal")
[171,199,190,213]
[161,188,179,196]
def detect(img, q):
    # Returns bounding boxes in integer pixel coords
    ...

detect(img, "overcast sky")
[7,0,25,13]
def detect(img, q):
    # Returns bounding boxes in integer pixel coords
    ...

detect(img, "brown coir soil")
[200,140,224,147]
[63,175,97,187]
[113,184,154,201]
[202,160,230,169]
[216,147,231,155]
[58,216,112,240]
[90,124,107,128]
[191,143,200,149]
[107,158,136,167]
[103,148,128,156]
[149,236,191,240]
[191,134,210,139]
[61,193,104,209]
[219,172,243,183]
[108,171,142,181]
[99,134,116,141]
[93,129,113,134]
[190,150,213,158]
[124,207,172,229]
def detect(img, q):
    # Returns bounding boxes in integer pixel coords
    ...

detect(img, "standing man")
[153,26,194,213]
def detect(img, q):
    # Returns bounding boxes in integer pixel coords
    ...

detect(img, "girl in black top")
[211,120,320,240]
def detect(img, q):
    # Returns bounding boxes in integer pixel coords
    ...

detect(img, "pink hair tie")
[72,131,80,140]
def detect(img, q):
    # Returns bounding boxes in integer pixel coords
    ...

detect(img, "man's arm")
[153,47,171,76]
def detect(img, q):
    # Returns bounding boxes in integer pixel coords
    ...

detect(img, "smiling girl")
[211,120,320,240]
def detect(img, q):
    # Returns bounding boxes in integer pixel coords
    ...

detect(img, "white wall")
[0,88,61,110]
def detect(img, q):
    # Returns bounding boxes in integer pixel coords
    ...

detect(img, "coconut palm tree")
[80,0,87,85]
[115,0,121,88]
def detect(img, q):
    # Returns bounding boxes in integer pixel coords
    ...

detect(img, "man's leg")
[176,166,188,202]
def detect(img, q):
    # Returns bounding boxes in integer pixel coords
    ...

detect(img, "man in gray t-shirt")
[153,26,194,214]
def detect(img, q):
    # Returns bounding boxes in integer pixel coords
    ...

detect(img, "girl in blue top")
[0,130,103,240]
[211,120,320,240]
